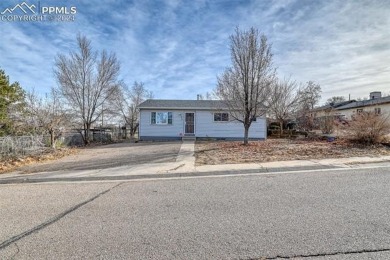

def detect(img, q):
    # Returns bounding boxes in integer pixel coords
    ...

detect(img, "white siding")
[195,111,266,139]
[337,103,390,120]
[139,109,267,139]
[139,110,184,137]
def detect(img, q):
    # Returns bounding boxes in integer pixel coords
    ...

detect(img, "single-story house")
[138,99,267,140]
[310,91,390,121]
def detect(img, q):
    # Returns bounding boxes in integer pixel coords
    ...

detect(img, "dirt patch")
[9,141,181,174]
[0,148,79,174]
[195,139,390,165]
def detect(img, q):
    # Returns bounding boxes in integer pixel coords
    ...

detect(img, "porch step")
[182,135,196,141]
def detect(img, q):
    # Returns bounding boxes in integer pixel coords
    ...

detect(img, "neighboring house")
[310,100,356,120]
[138,99,267,140]
[310,92,390,122]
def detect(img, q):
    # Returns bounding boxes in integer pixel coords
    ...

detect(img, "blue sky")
[1,0,389,105]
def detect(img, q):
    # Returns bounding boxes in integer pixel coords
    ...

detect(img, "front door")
[185,113,195,135]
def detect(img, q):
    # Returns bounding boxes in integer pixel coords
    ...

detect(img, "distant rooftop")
[336,95,390,110]
[312,100,356,112]
[312,91,390,112]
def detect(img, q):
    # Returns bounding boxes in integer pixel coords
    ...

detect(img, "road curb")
[0,164,342,184]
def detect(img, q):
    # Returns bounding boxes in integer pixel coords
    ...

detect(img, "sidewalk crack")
[167,164,185,172]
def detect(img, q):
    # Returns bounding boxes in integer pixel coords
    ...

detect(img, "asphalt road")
[1,166,390,259]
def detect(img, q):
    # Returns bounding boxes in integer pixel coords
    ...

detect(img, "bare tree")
[296,81,322,130]
[215,27,275,145]
[111,81,152,138]
[268,78,301,135]
[299,81,321,110]
[197,92,214,100]
[26,89,70,148]
[326,96,345,105]
[54,35,120,145]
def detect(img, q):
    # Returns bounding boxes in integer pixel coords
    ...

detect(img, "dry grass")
[0,148,79,174]
[195,138,390,165]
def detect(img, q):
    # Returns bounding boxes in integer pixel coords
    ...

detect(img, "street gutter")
[0,164,351,184]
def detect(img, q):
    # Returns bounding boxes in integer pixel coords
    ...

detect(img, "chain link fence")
[0,127,132,159]
[0,135,49,159]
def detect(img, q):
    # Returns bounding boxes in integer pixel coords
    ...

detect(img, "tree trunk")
[49,130,55,149]
[86,123,91,145]
[279,120,283,137]
[244,125,249,145]
[83,122,90,145]
[129,125,134,138]
[132,123,139,139]
[129,118,139,139]
[124,126,128,139]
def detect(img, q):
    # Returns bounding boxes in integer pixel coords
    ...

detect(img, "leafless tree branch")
[215,27,275,144]
[54,34,121,145]
[110,81,152,138]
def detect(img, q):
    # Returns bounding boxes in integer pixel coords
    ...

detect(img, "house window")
[151,112,173,125]
[214,113,229,122]
[357,109,363,114]
[375,108,381,115]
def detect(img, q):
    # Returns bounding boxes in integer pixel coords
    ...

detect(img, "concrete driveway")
[18,141,182,174]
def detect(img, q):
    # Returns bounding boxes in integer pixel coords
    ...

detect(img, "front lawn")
[195,139,390,165]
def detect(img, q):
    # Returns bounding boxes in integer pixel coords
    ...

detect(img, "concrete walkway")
[175,140,196,172]
[1,141,390,182]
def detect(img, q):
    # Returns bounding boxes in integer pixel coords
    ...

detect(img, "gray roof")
[312,100,356,112]
[138,99,230,110]
[335,95,390,110]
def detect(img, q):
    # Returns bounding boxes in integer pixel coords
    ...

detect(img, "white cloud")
[256,0,390,104]
[1,0,389,104]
